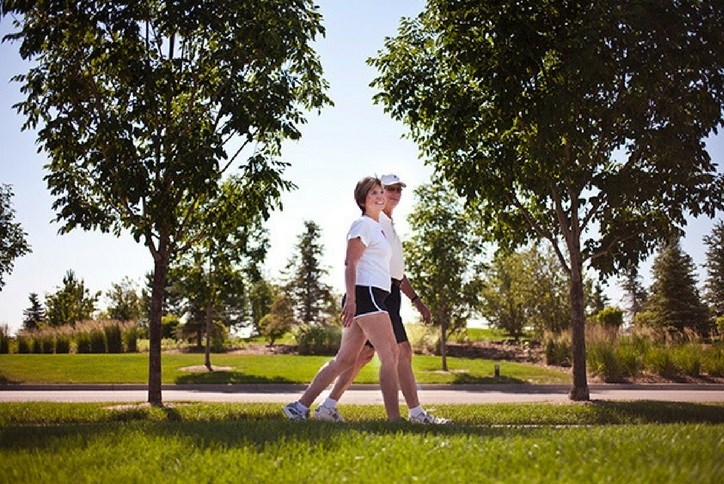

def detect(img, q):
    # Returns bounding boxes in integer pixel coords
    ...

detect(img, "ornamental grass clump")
[0,326,8,354]
[104,322,123,353]
[544,332,572,367]
[701,344,724,376]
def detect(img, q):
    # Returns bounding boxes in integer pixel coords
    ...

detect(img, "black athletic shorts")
[365,279,408,346]
[342,285,389,318]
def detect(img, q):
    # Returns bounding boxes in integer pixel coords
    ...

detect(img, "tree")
[283,220,336,326]
[586,281,610,318]
[22,292,45,330]
[370,1,723,400]
[3,1,330,404]
[481,245,570,340]
[248,277,275,336]
[0,184,31,291]
[619,263,648,326]
[105,277,144,321]
[258,288,296,346]
[703,221,724,318]
[170,176,272,368]
[404,182,485,370]
[646,238,711,338]
[45,270,99,327]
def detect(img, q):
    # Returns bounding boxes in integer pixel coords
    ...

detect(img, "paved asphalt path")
[2,383,723,404]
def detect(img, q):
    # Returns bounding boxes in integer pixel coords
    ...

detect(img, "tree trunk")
[204,298,213,370]
[439,308,448,371]
[148,239,169,406]
[204,252,214,370]
[568,248,590,401]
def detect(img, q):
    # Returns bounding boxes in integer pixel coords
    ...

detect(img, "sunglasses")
[384,186,403,193]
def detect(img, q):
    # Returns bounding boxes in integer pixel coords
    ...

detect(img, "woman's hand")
[342,298,356,327]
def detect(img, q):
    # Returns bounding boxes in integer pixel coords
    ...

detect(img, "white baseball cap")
[380,174,407,187]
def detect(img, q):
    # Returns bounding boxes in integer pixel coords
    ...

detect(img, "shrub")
[633,310,657,329]
[596,307,624,329]
[295,324,342,355]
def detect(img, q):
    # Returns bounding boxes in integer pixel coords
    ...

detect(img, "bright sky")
[0,1,721,335]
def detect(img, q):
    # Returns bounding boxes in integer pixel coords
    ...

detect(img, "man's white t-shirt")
[346,215,392,291]
[379,212,404,280]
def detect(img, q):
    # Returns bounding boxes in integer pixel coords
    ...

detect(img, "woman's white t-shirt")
[346,215,392,291]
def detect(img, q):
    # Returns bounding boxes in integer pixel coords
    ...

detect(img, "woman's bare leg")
[357,313,400,420]
[298,321,367,408]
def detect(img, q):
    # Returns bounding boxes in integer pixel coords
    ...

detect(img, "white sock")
[409,406,424,417]
[295,401,309,412]
[322,398,338,409]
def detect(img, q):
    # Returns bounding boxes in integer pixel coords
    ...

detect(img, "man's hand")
[414,299,431,324]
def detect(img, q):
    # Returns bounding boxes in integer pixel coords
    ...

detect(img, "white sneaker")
[283,402,309,421]
[409,410,450,425]
[313,405,346,422]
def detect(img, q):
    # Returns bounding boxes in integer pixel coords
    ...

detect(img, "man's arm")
[400,275,431,324]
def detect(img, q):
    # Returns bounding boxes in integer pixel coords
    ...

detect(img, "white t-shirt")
[346,215,391,291]
[379,212,404,280]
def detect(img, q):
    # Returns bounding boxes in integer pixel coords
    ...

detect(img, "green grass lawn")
[0,353,570,385]
[1,402,722,482]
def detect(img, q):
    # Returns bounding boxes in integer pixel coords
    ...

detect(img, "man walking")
[313,174,449,424]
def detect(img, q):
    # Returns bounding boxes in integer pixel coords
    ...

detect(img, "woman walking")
[283,176,401,421]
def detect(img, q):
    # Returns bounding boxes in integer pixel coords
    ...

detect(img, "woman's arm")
[342,237,366,327]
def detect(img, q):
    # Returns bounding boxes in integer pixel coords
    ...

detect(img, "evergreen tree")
[646,239,710,337]
[45,270,99,327]
[22,292,45,330]
[283,221,336,326]
[619,263,648,325]
[703,221,724,318]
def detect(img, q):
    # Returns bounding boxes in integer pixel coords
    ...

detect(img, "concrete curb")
[2,383,724,392]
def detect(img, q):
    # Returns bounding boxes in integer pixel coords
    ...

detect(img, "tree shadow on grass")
[174,371,296,385]
[450,374,527,384]
[0,374,19,384]
[2,401,722,456]
[587,400,724,424]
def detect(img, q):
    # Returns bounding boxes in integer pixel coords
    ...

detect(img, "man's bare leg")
[396,341,420,409]
[328,345,376,401]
